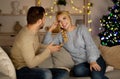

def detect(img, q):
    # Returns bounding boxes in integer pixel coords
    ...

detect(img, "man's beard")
[40,25,44,29]
[39,23,44,29]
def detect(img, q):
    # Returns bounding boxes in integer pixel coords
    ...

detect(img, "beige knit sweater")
[10,26,51,70]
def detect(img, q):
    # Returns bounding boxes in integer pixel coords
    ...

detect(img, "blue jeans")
[70,56,109,79]
[16,67,69,79]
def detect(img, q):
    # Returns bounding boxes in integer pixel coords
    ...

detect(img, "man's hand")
[47,42,61,53]
[90,62,101,71]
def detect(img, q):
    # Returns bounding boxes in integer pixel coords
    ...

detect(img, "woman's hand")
[90,62,101,71]
[48,22,58,32]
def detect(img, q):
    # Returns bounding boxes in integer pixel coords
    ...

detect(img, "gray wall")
[90,0,113,36]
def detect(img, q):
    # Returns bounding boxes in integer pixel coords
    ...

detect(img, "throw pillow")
[100,45,120,69]
[38,55,53,68]
[52,48,74,69]
[0,47,16,79]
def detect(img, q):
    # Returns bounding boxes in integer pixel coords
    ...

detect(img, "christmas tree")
[99,0,120,47]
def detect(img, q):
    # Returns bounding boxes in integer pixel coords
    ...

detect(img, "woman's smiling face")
[57,13,71,30]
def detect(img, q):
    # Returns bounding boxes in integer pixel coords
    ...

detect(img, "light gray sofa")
[70,69,120,79]
[0,36,120,79]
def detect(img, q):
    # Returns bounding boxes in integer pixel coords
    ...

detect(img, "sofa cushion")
[52,48,74,69]
[106,69,120,79]
[106,66,114,72]
[100,45,120,69]
[0,47,16,79]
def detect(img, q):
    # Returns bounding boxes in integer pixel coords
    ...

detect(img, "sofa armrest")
[0,72,10,79]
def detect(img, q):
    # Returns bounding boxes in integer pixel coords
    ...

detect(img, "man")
[10,6,69,79]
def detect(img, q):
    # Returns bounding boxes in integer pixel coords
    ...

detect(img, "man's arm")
[21,40,51,68]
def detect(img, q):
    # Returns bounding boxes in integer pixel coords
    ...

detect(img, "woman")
[43,11,108,79]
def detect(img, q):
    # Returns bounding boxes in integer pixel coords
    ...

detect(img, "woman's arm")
[80,25,100,63]
[43,31,53,44]
[43,22,62,45]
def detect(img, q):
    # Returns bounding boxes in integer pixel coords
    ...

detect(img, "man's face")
[39,14,46,29]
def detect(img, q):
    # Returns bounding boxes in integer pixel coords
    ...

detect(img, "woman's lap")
[70,56,108,79]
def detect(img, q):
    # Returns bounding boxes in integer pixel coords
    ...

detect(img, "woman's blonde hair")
[56,11,71,22]
[56,11,71,45]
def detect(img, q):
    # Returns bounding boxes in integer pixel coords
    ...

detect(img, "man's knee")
[59,69,69,79]
[54,69,69,79]
[41,69,52,79]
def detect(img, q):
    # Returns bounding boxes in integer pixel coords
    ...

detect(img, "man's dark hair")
[27,6,45,24]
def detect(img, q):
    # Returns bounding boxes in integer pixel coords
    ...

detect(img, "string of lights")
[36,0,93,32]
